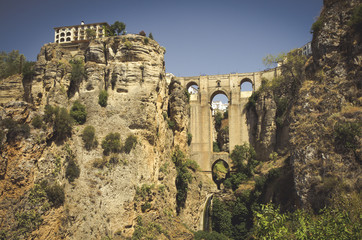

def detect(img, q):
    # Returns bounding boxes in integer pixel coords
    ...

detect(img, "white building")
[211,101,228,115]
[54,22,109,44]
[302,42,312,57]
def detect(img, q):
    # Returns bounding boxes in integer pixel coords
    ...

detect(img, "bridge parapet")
[211,152,230,168]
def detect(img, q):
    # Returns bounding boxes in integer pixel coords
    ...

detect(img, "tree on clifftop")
[112,21,126,35]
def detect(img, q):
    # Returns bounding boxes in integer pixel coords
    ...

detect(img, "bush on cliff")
[82,125,97,150]
[70,100,87,124]
[101,132,121,155]
[123,134,137,154]
[98,90,108,107]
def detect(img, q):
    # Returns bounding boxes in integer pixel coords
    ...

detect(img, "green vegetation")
[112,21,126,35]
[132,216,169,240]
[187,132,192,146]
[213,141,220,152]
[82,125,98,150]
[65,147,80,183]
[86,29,96,39]
[148,32,154,40]
[124,41,133,50]
[230,143,258,176]
[172,147,193,214]
[334,121,361,152]
[0,118,30,142]
[42,105,73,141]
[143,37,149,45]
[252,203,361,239]
[104,21,126,36]
[139,30,146,36]
[214,111,223,130]
[15,210,43,236]
[123,134,137,153]
[44,182,65,207]
[68,59,85,97]
[194,231,229,240]
[98,89,108,107]
[310,16,324,34]
[70,100,87,124]
[101,132,121,155]
[348,4,362,31]
[0,50,34,80]
[31,115,43,129]
[54,107,73,141]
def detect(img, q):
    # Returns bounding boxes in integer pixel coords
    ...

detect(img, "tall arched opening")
[210,91,229,153]
[240,78,253,98]
[187,82,199,101]
[212,159,230,189]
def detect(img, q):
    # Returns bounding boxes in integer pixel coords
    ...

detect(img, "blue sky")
[0,0,322,78]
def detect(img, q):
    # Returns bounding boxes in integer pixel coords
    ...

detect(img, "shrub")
[144,37,149,45]
[148,32,154,40]
[45,183,65,207]
[172,148,193,213]
[223,109,228,119]
[92,157,108,169]
[68,59,85,97]
[101,132,121,155]
[32,115,43,129]
[214,111,223,130]
[54,108,73,141]
[167,119,175,129]
[213,141,220,152]
[185,159,199,172]
[98,90,108,107]
[349,4,362,30]
[70,101,87,124]
[187,132,192,146]
[82,126,97,150]
[194,231,229,240]
[139,30,146,36]
[334,121,361,152]
[310,17,324,34]
[141,202,151,212]
[123,134,137,153]
[230,143,257,176]
[43,105,56,123]
[65,158,80,183]
[124,41,133,50]
[1,118,30,142]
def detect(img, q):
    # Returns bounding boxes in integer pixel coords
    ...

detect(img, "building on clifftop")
[54,22,109,43]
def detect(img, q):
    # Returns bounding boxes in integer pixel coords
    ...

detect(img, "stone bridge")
[175,69,277,172]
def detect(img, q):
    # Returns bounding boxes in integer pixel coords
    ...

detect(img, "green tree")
[98,90,108,107]
[123,134,137,153]
[54,107,73,141]
[101,132,121,155]
[230,143,257,176]
[111,21,126,35]
[70,100,87,124]
[86,29,96,40]
[148,32,154,40]
[68,59,85,97]
[0,50,24,79]
[82,125,97,150]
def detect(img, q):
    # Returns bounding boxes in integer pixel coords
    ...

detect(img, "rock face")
[0,35,212,239]
[290,0,361,210]
[248,90,277,161]
[0,75,24,105]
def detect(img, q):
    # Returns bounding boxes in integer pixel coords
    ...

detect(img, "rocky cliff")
[0,35,213,239]
[290,0,361,210]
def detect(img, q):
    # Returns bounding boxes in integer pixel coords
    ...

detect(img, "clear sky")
[0,0,322,78]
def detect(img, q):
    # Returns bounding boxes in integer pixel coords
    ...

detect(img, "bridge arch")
[209,89,230,103]
[240,78,254,92]
[211,159,230,189]
[175,70,277,173]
